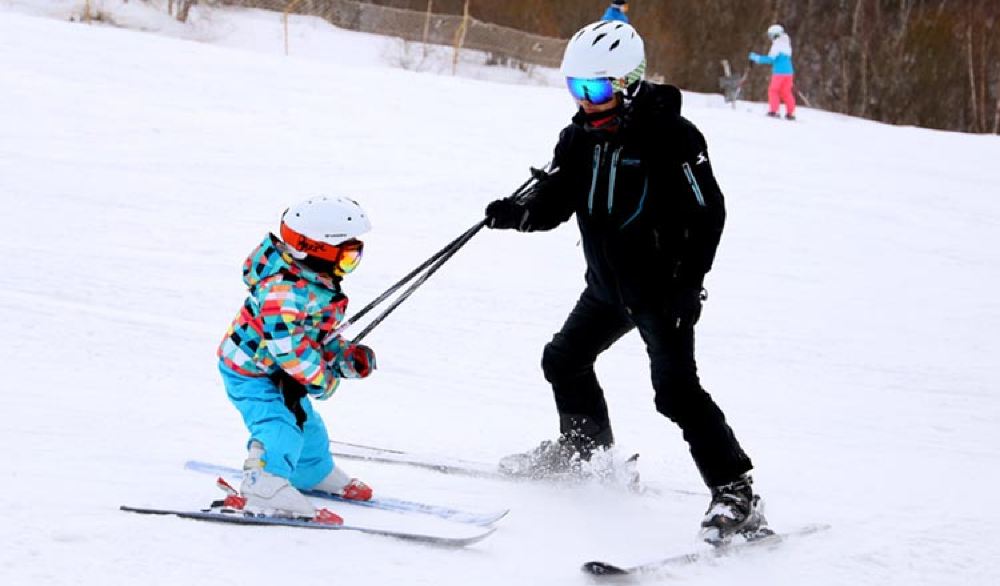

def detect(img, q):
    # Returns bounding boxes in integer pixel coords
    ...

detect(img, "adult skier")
[217,196,377,520]
[602,0,629,23]
[483,21,766,542]
[749,23,796,120]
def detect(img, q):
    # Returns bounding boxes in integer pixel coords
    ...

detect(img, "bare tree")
[231,0,1000,133]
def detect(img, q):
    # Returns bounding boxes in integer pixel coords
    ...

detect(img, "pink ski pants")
[768,74,796,116]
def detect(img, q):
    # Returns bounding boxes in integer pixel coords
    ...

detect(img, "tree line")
[371,0,1000,134]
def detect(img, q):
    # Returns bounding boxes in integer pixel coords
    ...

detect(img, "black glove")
[484,198,527,230]
[667,285,707,329]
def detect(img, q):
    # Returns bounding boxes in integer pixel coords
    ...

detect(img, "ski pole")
[349,220,485,343]
[329,163,551,344]
[323,222,481,344]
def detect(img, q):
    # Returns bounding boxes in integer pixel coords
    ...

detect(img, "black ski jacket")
[516,82,727,310]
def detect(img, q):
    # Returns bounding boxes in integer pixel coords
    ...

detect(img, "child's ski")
[184,460,508,526]
[120,505,494,547]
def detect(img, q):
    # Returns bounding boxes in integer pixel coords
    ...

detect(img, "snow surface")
[2,2,999,585]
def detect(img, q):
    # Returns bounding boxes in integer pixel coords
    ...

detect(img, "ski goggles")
[566,76,617,105]
[332,239,364,275]
[280,222,365,275]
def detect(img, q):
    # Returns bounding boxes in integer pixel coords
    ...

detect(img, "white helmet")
[560,20,645,85]
[279,196,371,261]
[767,24,785,39]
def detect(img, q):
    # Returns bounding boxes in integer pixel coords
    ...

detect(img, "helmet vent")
[592,33,607,46]
[609,39,620,51]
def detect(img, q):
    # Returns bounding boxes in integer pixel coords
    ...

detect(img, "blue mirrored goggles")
[566,77,616,105]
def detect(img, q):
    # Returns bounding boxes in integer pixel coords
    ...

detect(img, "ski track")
[1,3,999,586]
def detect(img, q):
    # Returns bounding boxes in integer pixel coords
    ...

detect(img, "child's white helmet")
[279,196,371,261]
[560,20,645,83]
[767,24,785,39]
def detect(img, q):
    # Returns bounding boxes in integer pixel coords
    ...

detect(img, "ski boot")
[699,474,771,546]
[498,415,613,479]
[235,441,334,521]
[213,475,343,525]
[311,465,373,501]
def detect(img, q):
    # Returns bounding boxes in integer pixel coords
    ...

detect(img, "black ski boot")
[498,415,613,479]
[700,474,771,545]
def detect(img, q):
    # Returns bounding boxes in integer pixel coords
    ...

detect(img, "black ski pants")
[540,287,753,487]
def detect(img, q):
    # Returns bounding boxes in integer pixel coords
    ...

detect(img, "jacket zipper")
[607,146,623,212]
[682,161,706,207]
[620,175,649,229]
[587,143,603,214]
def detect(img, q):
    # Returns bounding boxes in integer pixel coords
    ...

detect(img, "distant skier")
[484,21,767,543]
[749,23,796,120]
[602,0,629,23]
[217,196,377,520]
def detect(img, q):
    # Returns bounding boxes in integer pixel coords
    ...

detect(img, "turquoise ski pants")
[219,362,335,489]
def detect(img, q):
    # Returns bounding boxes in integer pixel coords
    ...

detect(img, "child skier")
[217,196,377,521]
[749,24,796,120]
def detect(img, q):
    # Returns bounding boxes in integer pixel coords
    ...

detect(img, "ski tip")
[421,526,498,547]
[468,526,498,545]
[582,561,629,576]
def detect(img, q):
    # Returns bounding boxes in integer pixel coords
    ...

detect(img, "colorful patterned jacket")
[218,233,362,398]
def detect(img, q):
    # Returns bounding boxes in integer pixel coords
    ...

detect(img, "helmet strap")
[299,255,336,273]
[299,255,344,283]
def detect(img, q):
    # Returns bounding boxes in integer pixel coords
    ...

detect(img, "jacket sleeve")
[672,121,726,286]
[257,279,341,397]
[516,127,579,231]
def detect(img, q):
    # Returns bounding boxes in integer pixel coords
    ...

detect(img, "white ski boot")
[311,465,373,501]
[239,441,316,519]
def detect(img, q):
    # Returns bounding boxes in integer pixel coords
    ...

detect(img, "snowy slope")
[1,3,999,585]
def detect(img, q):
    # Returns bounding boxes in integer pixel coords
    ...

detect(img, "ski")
[184,460,508,526]
[326,440,701,497]
[328,440,506,479]
[120,505,495,547]
[581,523,831,577]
